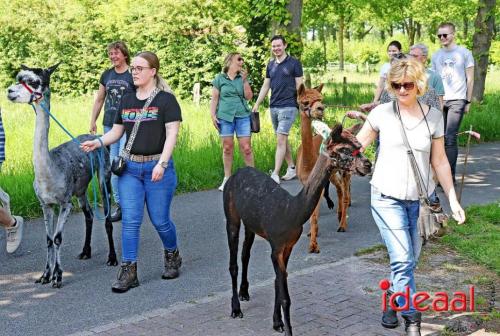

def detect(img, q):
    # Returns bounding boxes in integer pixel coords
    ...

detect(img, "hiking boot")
[381,290,399,328]
[270,171,280,185]
[111,262,139,293]
[162,249,182,279]
[111,205,122,222]
[403,312,422,336]
[6,216,23,253]
[281,166,296,181]
[218,177,229,192]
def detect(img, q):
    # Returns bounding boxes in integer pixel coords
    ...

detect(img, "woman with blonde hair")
[210,52,254,191]
[82,51,183,293]
[355,58,465,336]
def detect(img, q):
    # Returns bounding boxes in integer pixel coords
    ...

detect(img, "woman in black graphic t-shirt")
[82,51,182,293]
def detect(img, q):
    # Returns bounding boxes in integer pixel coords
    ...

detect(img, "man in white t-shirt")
[431,22,474,182]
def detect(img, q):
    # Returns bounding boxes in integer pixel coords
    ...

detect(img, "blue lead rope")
[30,100,110,219]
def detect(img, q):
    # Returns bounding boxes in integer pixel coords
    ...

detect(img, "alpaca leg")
[330,174,345,232]
[272,250,293,336]
[78,196,93,260]
[36,205,55,284]
[273,277,284,332]
[323,182,334,209]
[339,174,352,231]
[51,203,72,288]
[239,225,255,301]
[226,213,243,318]
[101,176,117,266]
[308,204,321,253]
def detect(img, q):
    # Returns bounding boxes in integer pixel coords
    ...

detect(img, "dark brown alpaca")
[223,122,371,336]
[295,84,361,253]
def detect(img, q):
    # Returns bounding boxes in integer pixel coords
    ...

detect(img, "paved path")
[1,142,498,336]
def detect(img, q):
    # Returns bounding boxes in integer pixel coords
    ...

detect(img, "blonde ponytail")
[156,75,173,94]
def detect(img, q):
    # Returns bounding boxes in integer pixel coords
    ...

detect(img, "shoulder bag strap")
[227,78,250,112]
[393,100,430,202]
[122,87,160,158]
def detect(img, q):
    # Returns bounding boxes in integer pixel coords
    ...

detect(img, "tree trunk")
[338,14,345,71]
[312,28,316,41]
[463,14,469,39]
[322,25,327,71]
[416,22,421,41]
[285,0,303,58]
[380,30,385,41]
[472,0,496,102]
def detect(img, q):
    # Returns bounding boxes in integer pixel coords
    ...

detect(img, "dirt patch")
[360,240,499,336]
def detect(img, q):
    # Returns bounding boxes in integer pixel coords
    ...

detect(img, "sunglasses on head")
[391,82,415,91]
[437,33,449,39]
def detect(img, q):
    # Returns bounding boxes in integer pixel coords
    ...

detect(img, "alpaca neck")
[32,95,54,177]
[294,154,334,226]
[300,112,317,168]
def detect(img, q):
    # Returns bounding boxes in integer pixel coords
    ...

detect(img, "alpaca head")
[7,63,59,104]
[313,120,372,176]
[297,83,325,120]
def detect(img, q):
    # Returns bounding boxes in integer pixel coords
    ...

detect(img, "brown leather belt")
[129,154,162,162]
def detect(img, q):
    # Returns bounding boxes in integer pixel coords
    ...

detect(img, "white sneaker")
[6,216,23,253]
[270,172,280,184]
[282,167,297,181]
[218,177,229,191]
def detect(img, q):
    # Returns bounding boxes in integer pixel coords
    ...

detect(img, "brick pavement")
[70,257,412,336]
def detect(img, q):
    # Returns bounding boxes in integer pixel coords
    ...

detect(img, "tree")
[472,0,497,102]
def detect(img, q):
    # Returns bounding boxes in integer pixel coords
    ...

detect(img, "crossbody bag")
[226,78,259,133]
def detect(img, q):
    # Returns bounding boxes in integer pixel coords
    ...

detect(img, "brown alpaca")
[223,122,371,336]
[296,84,361,253]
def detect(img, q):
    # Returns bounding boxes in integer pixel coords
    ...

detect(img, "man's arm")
[465,66,474,113]
[295,76,304,90]
[252,78,271,112]
[89,84,106,134]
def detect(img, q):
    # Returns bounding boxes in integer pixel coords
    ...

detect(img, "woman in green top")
[210,52,254,191]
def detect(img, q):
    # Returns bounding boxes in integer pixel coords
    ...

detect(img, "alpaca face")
[297,83,325,120]
[314,121,372,176]
[7,64,58,104]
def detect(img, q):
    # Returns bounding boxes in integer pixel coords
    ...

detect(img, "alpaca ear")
[314,83,324,93]
[21,64,29,70]
[330,123,343,142]
[312,120,332,140]
[345,123,362,135]
[297,83,306,97]
[47,62,61,75]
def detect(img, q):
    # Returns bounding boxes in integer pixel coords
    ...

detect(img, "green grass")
[1,69,500,218]
[441,203,500,275]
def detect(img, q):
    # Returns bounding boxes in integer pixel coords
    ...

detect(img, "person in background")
[0,108,24,253]
[252,35,303,184]
[431,22,474,183]
[82,51,182,293]
[89,41,135,222]
[210,52,254,191]
[372,40,403,104]
[356,58,465,336]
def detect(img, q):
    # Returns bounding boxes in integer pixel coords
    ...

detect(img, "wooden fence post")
[192,82,200,106]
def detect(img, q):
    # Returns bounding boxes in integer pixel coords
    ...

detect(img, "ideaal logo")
[379,279,475,312]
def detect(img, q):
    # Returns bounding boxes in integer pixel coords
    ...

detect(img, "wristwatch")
[158,160,168,169]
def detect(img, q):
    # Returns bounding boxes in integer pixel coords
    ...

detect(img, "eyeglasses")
[437,34,449,39]
[129,66,152,73]
[409,53,425,58]
[391,82,415,91]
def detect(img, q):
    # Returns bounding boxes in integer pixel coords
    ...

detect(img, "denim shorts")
[270,107,298,135]
[218,116,251,138]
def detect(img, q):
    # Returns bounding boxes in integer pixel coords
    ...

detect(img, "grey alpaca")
[7,64,117,288]
[223,122,372,336]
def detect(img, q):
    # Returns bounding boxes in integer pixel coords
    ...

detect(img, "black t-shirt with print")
[114,91,182,155]
[100,68,135,127]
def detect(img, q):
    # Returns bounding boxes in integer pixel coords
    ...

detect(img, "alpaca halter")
[20,81,43,103]
[301,98,323,118]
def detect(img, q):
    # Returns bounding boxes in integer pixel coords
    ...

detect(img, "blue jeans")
[443,100,467,180]
[270,107,298,135]
[118,159,178,262]
[218,116,251,137]
[371,188,421,316]
[103,125,126,204]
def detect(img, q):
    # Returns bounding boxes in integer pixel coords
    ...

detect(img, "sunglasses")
[437,34,449,39]
[391,82,415,91]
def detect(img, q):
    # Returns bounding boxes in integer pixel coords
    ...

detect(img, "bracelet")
[97,137,104,148]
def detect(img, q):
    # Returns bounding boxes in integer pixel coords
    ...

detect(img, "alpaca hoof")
[239,291,250,301]
[337,227,346,232]
[231,309,243,318]
[52,280,62,288]
[326,200,334,209]
[36,274,51,284]
[273,321,284,332]
[307,231,311,237]
[308,244,320,254]
[107,255,118,266]
[78,250,91,260]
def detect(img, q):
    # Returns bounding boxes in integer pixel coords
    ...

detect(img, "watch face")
[161,161,168,168]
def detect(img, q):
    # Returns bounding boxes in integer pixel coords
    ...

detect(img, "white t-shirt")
[431,45,474,101]
[367,102,445,200]
[379,63,391,79]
